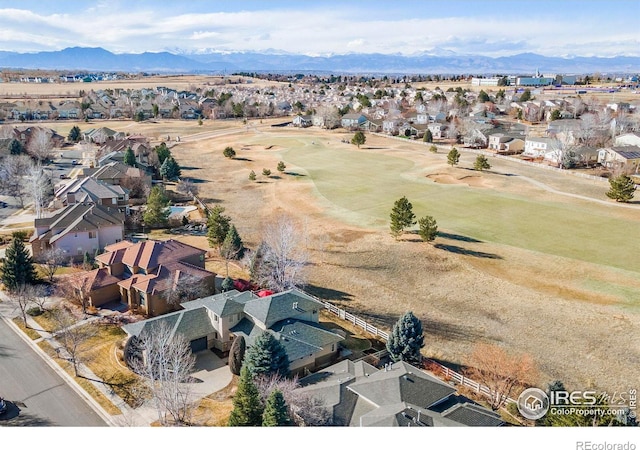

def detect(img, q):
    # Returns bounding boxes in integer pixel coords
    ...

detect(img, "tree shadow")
[0,401,54,426]
[434,243,502,259]
[286,172,307,177]
[178,166,201,170]
[437,232,483,243]
[304,284,355,302]
[232,157,253,162]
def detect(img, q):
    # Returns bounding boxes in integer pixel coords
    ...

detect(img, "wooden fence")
[319,297,516,406]
[320,300,389,341]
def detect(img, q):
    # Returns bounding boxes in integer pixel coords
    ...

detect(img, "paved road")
[0,318,106,427]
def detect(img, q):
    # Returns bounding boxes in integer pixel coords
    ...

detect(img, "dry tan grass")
[10,77,638,394]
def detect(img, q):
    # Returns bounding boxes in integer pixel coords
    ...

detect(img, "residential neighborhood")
[0,3,639,441]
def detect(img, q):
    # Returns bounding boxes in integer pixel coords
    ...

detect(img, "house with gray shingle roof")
[296,360,504,427]
[122,288,344,374]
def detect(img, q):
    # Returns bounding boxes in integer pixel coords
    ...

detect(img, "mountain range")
[0,47,638,75]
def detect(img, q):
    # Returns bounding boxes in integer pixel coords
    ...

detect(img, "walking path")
[0,292,158,426]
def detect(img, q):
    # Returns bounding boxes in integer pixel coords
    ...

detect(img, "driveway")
[188,350,232,399]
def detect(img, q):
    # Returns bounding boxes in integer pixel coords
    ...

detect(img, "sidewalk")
[0,292,157,427]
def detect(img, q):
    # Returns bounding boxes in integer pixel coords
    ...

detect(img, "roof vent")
[292,302,298,309]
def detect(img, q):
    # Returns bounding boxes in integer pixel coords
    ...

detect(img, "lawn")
[277,139,640,274]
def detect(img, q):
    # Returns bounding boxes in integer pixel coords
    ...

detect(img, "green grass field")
[268,137,640,274]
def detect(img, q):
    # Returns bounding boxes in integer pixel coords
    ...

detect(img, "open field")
[10,72,640,396]
[157,122,640,394]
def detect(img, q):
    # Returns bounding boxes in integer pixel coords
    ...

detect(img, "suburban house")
[296,360,504,427]
[523,137,562,160]
[82,127,126,144]
[30,203,125,262]
[597,146,640,173]
[487,133,525,155]
[77,161,151,187]
[615,132,640,147]
[292,114,313,128]
[89,239,216,316]
[341,113,367,130]
[122,288,344,375]
[52,177,129,212]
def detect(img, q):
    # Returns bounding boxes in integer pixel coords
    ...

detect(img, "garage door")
[190,337,207,353]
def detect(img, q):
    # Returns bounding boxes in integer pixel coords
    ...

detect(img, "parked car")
[71,160,78,165]
[0,201,7,208]
[60,174,69,179]
[0,397,7,415]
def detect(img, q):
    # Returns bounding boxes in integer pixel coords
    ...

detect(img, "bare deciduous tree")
[9,283,37,326]
[254,373,333,426]
[0,155,31,207]
[51,307,97,377]
[162,273,212,307]
[250,214,309,292]
[120,176,151,199]
[131,321,196,426]
[27,128,54,162]
[55,273,92,316]
[37,248,67,282]
[176,178,198,197]
[26,162,51,219]
[464,343,538,411]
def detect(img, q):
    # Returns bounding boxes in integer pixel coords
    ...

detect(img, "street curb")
[0,313,118,426]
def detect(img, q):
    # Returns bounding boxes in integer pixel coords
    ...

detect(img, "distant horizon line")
[2,46,639,60]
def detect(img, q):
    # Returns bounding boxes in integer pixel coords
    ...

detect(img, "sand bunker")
[426,173,487,188]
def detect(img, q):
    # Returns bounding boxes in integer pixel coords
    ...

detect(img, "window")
[139,292,145,306]
[88,231,96,239]
[214,314,219,322]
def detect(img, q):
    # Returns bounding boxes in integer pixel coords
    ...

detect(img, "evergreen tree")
[262,168,271,177]
[221,276,235,293]
[221,224,244,259]
[206,205,231,249]
[447,147,460,167]
[244,331,290,378]
[223,146,236,159]
[351,131,366,148]
[123,147,136,167]
[142,185,170,228]
[478,90,491,103]
[429,145,438,153]
[389,196,416,239]
[160,155,181,180]
[606,174,636,203]
[417,216,438,243]
[229,335,246,376]
[155,143,171,165]
[277,161,286,173]
[262,389,292,427]
[473,154,491,171]
[249,170,257,181]
[550,109,561,121]
[1,237,38,291]
[68,125,81,143]
[9,139,23,155]
[386,311,425,365]
[423,129,433,143]
[228,366,264,426]
[520,89,533,102]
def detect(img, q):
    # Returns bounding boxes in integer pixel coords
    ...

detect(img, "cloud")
[0,4,636,57]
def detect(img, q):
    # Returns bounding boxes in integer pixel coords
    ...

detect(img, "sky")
[0,0,638,58]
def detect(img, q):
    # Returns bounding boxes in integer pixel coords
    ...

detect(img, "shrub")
[27,307,43,316]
